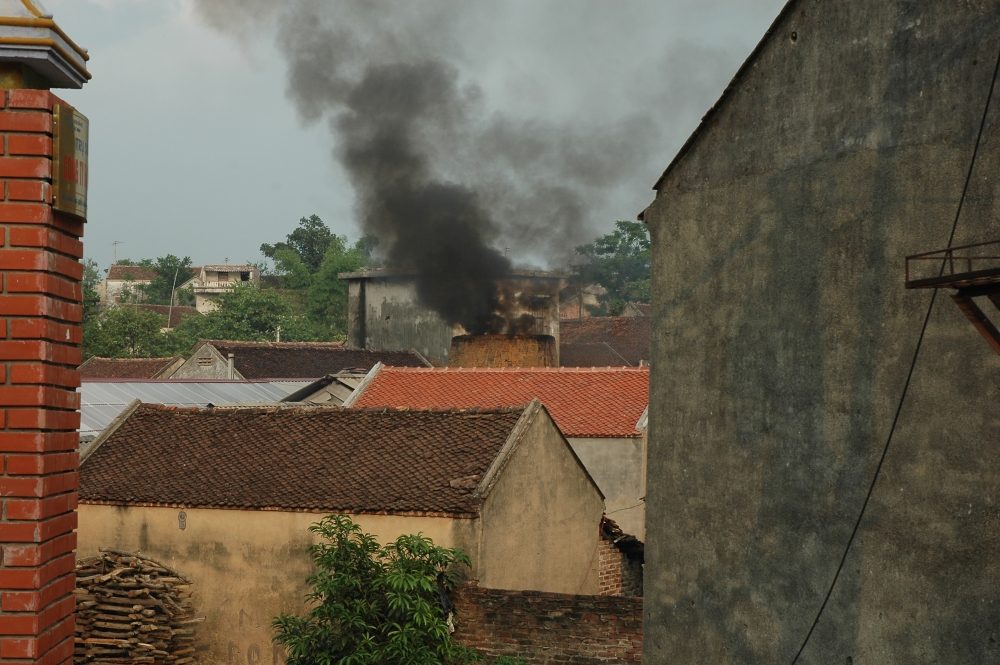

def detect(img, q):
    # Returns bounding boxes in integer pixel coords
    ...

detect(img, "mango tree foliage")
[573,220,651,316]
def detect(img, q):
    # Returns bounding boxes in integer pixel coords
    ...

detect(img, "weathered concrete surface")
[644,1,1000,663]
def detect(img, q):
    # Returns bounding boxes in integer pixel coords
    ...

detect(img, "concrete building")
[98,264,156,304]
[340,269,566,365]
[192,264,260,312]
[643,2,1000,663]
[346,364,650,537]
[171,339,427,380]
[78,401,606,661]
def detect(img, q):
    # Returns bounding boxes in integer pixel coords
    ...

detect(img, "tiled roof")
[79,357,182,379]
[106,265,156,281]
[134,305,201,328]
[559,317,650,367]
[559,343,631,368]
[80,403,526,515]
[351,366,648,438]
[198,340,426,378]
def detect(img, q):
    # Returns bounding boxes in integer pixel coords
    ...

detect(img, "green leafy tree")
[273,515,478,665]
[262,215,335,274]
[140,255,196,306]
[573,221,651,316]
[85,306,168,358]
[304,236,375,338]
[82,258,101,324]
[174,283,293,343]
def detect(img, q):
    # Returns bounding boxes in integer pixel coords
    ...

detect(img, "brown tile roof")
[134,305,201,328]
[80,403,527,515]
[559,317,650,367]
[79,357,183,379]
[107,265,157,281]
[559,343,632,368]
[351,366,648,438]
[197,340,427,378]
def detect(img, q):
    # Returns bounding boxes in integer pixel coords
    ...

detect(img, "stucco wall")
[171,344,234,380]
[645,2,1000,664]
[478,410,605,594]
[568,437,645,539]
[77,506,477,665]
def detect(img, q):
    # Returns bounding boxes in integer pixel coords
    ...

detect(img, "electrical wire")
[789,39,1000,665]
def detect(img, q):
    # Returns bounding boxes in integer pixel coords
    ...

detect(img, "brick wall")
[597,540,643,598]
[449,334,556,368]
[453,585,642,664]
[0,89,83,665]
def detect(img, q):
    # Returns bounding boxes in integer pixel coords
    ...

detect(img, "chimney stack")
[449,334,556,368]
[0,4,90,664]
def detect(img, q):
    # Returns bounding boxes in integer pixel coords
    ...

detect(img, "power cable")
[789,39,1000,665]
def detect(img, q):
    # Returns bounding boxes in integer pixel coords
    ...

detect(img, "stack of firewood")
[73,548,203,665]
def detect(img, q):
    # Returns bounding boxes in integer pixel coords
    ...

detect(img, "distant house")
[78,401,606,660]
[620,302,650,317]
[559,284,605,319]
[560,317,650,367]
[79,356,185,380]
[346,364,649,537]
[98,264,157,304]
[170,340,429,380]
[192,264,260,313]
[132,304,201,331]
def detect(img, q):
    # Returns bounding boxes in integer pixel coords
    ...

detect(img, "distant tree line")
[82,215,377,359]
[82,216,649,359]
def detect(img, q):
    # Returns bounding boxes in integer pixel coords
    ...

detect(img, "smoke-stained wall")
[344,271,564,364]
[644,1,1000,664]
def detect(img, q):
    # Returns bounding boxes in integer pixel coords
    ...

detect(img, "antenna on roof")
[112,240,123,264]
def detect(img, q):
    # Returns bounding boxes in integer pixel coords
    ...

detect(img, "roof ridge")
[381,366,649,373]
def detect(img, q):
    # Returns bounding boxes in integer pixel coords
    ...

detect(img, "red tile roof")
[352,366,648,438]
[134,305,201,328]
[79,357,182,379]
[559,317,650,367]
[80,403,527,515]
[106,265,157,281]
[197,340,427,378]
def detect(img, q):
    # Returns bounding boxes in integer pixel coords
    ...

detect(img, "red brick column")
[0,89,83,665]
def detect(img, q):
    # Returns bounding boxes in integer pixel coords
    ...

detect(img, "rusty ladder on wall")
[906,239,1000,354]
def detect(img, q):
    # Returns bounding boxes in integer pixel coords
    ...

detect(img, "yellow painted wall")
[476,409,606,594]
[77,505,477,665]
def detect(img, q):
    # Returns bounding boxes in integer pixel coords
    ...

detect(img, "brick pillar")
[0,89,83,665]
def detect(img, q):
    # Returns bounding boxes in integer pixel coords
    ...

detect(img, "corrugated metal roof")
[80,380,299,436]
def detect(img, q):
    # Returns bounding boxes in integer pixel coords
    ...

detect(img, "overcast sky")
[45,0,786,272]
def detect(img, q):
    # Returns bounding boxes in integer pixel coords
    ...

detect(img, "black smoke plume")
[192,1,741,332]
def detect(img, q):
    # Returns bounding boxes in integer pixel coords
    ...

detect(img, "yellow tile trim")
[0,16,90,61]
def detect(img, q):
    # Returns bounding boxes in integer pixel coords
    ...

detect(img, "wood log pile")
[74,548,204,665]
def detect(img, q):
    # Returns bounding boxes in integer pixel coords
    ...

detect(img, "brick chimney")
[449,334,556,368]
[0,3,89,664]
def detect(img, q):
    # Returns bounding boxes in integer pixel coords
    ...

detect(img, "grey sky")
[46,0,786,272]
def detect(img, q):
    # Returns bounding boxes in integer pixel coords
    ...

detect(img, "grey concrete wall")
[645,2,1000,664]
[568,437,645,539]
[346,278,456,363]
